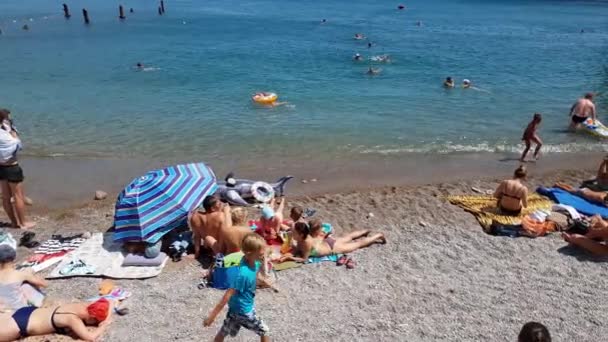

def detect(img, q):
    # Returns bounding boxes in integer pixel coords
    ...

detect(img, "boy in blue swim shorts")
[204,233,270,341]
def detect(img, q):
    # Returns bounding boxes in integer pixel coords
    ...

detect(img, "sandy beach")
[8,156,608,342]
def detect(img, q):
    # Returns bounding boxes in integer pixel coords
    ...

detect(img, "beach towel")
[18,236,87,273]
[446,194,553,230]
[47,233,168,279]
[537,187,608,218]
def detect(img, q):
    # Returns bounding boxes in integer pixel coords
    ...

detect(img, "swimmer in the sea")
[462,79,471,88]
[354,33,365,40]
[367,42,372,48]
[321,19,327,24]
[444,77,455,88]
[136,62,144,70]
[367,66,381,75]
[353,53,363,61]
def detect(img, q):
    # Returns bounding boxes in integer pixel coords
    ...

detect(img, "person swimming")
[462,79,471,88]
[353,53,363,61]
[354,33,365,40]
[370,55,391,63]
[444,77,455,88]
[366,66,381,75]
[367,42,372,48]
[136,62,144,69]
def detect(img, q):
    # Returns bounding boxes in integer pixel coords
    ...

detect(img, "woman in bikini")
[0,297,112,342]
[493,165,529,216]
[279,221,385,262]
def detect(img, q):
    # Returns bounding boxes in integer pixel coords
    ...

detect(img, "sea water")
[0,0,607,162]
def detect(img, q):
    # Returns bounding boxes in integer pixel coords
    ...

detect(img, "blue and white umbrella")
[113,163,217,243]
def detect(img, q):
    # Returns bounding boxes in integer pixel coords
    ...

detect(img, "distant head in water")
[136,62,143,69]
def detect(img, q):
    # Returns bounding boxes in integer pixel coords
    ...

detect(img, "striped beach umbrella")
[113,163,217,244]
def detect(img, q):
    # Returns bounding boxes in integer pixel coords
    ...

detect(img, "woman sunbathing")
[493,165,528,215]
[0,297,113,342]
[280,221,385,262]
[554,182,608,206]
[0,245,48,312]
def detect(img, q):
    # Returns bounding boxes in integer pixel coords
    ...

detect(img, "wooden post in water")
[63,4,71,18]
[119,5,126,20]
[82,9,90,24]
[160,1,165,14]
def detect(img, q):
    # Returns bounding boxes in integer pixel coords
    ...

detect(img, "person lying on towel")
[279,221,385,263]
[554,182,608,206]
[493,165,528,216]
[562,216,608,256]
[0,283,113,342]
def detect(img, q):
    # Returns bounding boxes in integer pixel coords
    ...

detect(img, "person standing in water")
[443,77,454,88]
[520,113,543,162]
[569,93,596,131]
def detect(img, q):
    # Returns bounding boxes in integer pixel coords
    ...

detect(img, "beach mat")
[537,187,608,218]
[447,194,552,230]
[47,233,168,279]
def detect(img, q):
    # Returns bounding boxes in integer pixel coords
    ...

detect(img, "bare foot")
[376,234,387,245]
[19,222,36,229]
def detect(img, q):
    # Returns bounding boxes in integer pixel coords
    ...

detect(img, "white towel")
[552,204,581,220]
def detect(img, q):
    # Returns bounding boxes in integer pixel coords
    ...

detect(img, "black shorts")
[0,164,24,183]
[571,115,587,124]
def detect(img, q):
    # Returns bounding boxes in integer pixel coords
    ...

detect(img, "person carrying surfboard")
[569,93,596,131]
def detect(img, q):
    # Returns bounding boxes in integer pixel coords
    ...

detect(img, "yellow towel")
[446,194,553,230]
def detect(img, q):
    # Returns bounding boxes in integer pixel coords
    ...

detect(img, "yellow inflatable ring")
[252,92,278,104]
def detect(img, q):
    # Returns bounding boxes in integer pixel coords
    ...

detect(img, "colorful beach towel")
[446,194,553,230]
[537,187,608,218]
[47,233,168,279]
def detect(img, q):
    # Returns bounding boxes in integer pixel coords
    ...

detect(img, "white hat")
[463,79,470,84]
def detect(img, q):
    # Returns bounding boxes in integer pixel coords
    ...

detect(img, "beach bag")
[210,252,244,290]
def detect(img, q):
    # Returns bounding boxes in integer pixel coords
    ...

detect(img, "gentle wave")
[358,142,608,155]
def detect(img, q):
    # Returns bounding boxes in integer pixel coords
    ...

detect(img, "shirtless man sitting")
[555,182,608,206]
[189,195,228,259]
[493,165,528,216]
[214,207,253,255]
[569,93,596,131]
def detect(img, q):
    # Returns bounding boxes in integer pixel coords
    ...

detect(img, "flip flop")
[345,258,356,269]
[336,255,348,266]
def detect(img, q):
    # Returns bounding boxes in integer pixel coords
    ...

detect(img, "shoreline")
[20,151,605,214]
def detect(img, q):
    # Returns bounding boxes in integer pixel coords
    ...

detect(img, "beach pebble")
[366,212,375,219]
[301,179,308,184]
[419,221,428,227]
[310,178,317,182]
[94,190,108,200]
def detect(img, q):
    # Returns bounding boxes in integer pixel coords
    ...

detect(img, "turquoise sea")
[0,0,607,162]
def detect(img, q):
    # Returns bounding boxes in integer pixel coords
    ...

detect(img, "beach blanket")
[47,233,168,279]
[537,187,608,218]
[19,236,87,273]
[447,194,553,230]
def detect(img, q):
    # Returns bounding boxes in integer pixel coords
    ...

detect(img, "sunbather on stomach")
[493,166,529,216]
[554,182,608,206]
[279,221,385,263]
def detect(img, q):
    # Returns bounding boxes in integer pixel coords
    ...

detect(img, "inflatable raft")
[581,118,608,138]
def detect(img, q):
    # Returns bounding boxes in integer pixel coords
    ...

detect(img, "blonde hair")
[231,207,247,225]
[241,233,266,253]
[514,165,527,179]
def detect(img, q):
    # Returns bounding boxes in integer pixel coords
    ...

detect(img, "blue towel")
[536,187,608,218]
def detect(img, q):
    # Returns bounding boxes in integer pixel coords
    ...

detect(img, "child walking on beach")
[204,233,270,342]
[520,113,543,162]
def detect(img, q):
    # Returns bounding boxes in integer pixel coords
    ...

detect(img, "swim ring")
[252,92,278,104]
[250,181,275,203]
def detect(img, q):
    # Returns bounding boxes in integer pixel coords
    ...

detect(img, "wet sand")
[21,151,605,212]
[8,152,608,342]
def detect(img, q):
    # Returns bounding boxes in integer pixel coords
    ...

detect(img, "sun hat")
[261,206,275,219]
